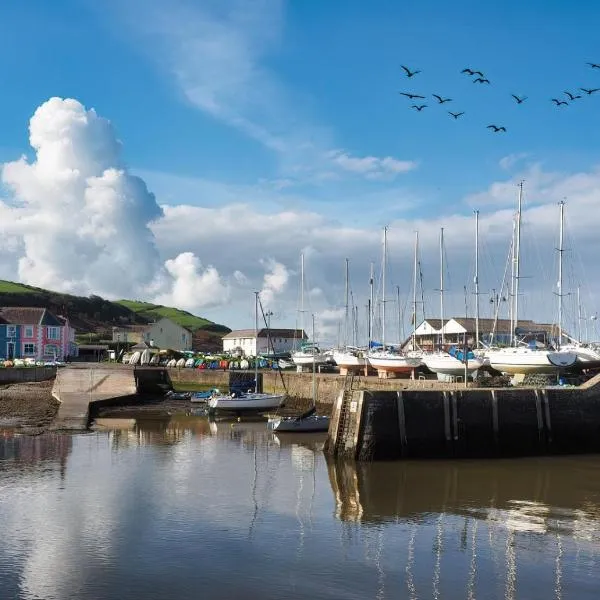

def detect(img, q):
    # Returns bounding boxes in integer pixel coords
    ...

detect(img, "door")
[7,342,14,360]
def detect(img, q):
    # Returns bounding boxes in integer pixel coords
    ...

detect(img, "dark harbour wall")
[326,376,600,460]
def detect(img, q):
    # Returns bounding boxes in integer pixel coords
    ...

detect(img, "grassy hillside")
[116,300,227,333]
[0,281,230,343]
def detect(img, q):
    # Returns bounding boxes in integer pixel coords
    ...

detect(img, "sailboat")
[485,186,577,375]
[271,314,330,433]
[332,259,367,372]
[292,253,327,369]
[367,227,421,375]
[208,292,285,414]
[423,227,484,379]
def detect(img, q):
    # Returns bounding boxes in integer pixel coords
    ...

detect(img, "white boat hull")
[208,393,285,413]
[270,415,330,433]
[367,352,421,373]
[332,350,366,369]
[486,348,578,374]
[423,353,484,377]
[292,352,327,366]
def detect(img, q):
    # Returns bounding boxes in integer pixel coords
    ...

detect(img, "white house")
[405,317,562,350]
[222,328,306,356]
[142,318,193,351]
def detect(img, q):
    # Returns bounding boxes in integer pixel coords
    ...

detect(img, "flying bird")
[581,87,600,95]
[487,125,506,132]
[587,63,600,69]
[432,94,452,104]
[399,92,425,99]
[564,91,582,101]
[473,77,490,84]
[551,98,568,106]
[401,65,421,78]
[448,111,464,119]
[411,104,427,111]
[461,68,475,75]
[471,71,485,78]
[511,94,527,104]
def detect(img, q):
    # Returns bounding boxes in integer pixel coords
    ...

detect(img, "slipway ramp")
[51,366,137,430]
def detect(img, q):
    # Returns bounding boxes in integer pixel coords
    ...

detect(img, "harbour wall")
[326,373,600,460]
[168,368,475,404]
[0,367,56,384]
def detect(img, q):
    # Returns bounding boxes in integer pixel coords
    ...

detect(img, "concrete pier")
[51,365,172,430]
[325,373,600,460]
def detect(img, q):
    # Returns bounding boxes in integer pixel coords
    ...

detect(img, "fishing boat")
[209,292,285,415]
[271,314,330,433]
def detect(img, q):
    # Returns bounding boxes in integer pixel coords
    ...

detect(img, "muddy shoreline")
[0,380,58,434]
[0,379,324,434]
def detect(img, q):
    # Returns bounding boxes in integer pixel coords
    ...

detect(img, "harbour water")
[2,417,600,599]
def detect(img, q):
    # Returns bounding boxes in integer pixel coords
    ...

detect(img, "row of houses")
[407,317,563,350]
[220,318,564,355]
[0,307,77,361]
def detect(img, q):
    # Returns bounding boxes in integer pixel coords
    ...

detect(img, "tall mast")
[474,210,480,348]
[300,252,305,342]
[440,227,445,346]
[396,285,401,346]
[513,181,523,345]
[254,291,259,393]
[509,218,516,341]
[344,258,349,347]
[577,285,582,343]
[311,313,316,403]
[557,200,565,348]
[412,231,419,350]
[382,227,388,347]
[368,261,374,346]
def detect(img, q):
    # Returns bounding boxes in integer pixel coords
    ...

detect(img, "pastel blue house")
[0,317,21,360]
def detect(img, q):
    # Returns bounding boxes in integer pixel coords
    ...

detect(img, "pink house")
[0,307,77,360]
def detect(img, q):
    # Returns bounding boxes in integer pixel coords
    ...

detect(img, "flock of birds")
[398,63,600,133]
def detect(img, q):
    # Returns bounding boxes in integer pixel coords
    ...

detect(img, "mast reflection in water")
[0,417,599,599]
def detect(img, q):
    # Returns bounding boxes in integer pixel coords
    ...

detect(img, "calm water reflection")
[1,417,600,599]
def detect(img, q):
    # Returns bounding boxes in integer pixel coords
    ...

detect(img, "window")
[6,326,16,338]
[24,326,34,338]
[44,344,59,358]
[23,343,37,355]
[47,327,60,340]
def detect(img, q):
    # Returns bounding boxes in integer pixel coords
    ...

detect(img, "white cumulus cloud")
[0,97,230,312]
[260,259,289,307]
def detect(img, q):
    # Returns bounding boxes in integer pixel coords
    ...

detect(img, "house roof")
[421,318,443,330]
[421,317,565,336]
[222,328,307,340]
[0,307,63,326]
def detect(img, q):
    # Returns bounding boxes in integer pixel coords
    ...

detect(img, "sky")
[1,0,600,341]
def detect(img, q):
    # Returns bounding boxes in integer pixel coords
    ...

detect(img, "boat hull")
[367,353,421,373]
[423,353,484,376]
[487,349,578,375]
[332,350,366,369]
[292,352,327,366]
[208,393,285,413]
[271,415,330,433]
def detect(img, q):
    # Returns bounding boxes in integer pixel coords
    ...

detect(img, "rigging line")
[257,293,288,398]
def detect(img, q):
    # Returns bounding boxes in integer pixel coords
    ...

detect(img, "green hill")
[0,280,230,339]
[116,300,227,333]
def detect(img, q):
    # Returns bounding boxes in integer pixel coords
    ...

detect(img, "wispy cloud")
[327,150,417,179]
[112,0,414,182]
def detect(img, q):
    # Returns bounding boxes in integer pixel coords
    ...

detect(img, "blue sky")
[1,0,600,334]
